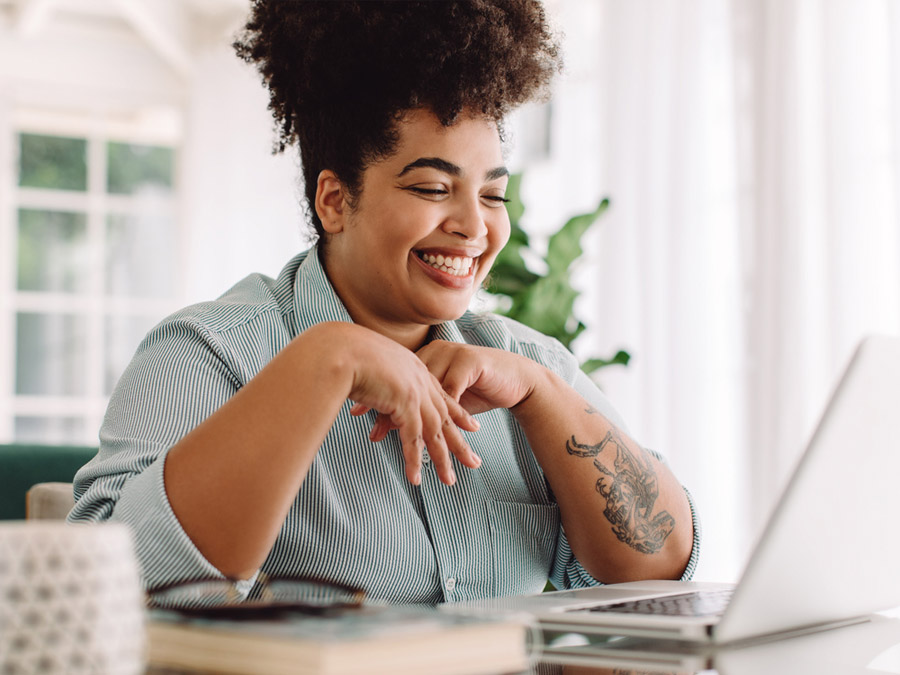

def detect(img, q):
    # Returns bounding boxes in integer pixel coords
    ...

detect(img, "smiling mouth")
[417,252,475,277]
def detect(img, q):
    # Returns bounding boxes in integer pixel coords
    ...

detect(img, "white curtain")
[562,0,900,581]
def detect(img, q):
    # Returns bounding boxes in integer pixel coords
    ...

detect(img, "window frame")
[0,106,184,445]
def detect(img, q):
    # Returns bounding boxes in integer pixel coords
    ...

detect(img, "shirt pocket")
[485,500,560,598]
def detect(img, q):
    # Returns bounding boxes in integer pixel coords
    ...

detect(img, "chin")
[421,305,469,325]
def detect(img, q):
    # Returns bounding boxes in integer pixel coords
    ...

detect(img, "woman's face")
[321,108,510,347]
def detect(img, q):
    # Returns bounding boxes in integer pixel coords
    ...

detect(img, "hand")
[415,340,538,414]
[329,324,482,486]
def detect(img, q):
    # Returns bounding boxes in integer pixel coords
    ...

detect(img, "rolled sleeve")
[70,449,260,603]
[550,483,702,589]
[68,308,265,595]
[108,453,230,589]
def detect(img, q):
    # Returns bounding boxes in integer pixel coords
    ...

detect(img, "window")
[1,127,180,444]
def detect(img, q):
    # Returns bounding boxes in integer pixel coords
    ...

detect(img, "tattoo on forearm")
[566,431,675,554]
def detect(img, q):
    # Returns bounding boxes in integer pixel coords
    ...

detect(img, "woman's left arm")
[417,340,694,584]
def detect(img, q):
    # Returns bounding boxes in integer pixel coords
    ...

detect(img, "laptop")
[449,335,900,645]
[539,612,900,672]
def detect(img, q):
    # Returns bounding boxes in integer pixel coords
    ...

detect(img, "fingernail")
[472,454,482,467]
[447,468,457,485]
[414,471,422,485]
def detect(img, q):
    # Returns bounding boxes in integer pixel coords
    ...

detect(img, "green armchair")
[0,444,97,520]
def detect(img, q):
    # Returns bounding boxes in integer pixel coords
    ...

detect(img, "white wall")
[179,44,304,305]
[0,6,309,306]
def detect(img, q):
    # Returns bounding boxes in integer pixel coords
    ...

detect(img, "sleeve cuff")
[678,485,702,581]
[110,452,260,598]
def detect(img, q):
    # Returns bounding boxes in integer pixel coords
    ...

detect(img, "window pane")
[14,417,86,445]
[15,313,88,396]
[104,315,158,393]
[107,142,174,195]
[106,212,176,297]
[17,209,90,292]
[19,133,88,191]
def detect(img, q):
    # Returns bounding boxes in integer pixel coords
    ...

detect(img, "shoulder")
[132,253,307,382]
[454,311,548,346]
[455,311,574,372]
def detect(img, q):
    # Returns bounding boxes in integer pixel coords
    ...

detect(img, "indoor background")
[1,0,899,585]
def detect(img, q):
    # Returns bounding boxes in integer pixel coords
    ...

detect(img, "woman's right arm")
[163,321,479,580]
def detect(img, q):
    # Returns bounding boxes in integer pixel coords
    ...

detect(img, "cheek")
[488,213,512,252]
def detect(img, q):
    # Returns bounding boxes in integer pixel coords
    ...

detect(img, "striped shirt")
[69,246,700,603]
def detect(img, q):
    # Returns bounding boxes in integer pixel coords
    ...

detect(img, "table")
[142,610,900,674]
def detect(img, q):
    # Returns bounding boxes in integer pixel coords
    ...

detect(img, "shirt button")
[445,577,456,593]
[422,450,431,464]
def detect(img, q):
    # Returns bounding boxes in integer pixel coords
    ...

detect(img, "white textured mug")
[0,521,145,674]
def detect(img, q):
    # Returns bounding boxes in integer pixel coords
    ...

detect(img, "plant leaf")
[545,198,609,273]
[485,262,540,296]
[581,350,631,374]
[511,274,577,339]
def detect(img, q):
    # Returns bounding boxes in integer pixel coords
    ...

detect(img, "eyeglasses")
[147,572,367,618]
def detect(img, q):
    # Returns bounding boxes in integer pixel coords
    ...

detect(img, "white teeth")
[421,253,474,276]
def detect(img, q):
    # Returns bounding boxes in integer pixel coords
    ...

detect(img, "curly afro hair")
[234,0,562,241]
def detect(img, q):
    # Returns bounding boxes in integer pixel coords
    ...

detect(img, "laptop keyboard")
[585,589,734,618]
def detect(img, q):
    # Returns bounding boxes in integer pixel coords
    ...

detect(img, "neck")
[320,251,431,351]
[361,318,430,352]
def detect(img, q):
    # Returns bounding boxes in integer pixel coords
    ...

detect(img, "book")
[146,604,532,675]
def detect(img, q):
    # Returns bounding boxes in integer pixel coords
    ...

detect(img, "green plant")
[485,174,630,375]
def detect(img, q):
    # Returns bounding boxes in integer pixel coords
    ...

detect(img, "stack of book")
[146,604,531,675]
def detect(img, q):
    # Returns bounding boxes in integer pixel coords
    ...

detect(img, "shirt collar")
[289,245,354,339]
[427,317,466,345]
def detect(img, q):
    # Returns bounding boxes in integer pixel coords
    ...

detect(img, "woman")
[70,0,699,605]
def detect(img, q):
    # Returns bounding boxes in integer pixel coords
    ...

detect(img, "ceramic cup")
[0,521,145,674]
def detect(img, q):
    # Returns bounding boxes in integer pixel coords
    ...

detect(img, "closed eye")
[483,195,510,205]
[403,186,448,198]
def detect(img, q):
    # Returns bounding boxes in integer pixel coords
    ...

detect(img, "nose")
[442,196,489,240]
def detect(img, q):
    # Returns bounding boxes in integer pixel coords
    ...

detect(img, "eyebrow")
[397,157,509,182]
[485,166,510,181]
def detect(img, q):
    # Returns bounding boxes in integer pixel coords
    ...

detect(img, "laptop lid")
[714,334,900,641]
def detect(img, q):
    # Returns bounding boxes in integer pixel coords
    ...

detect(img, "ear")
[315,170,347,234]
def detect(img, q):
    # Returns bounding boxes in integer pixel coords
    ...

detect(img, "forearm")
[512,366,694,583]
[164,322,353,580]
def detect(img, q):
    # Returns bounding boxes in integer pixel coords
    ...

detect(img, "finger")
[440,362,475,403]
[420,403,457,486]
[442,413,482,469]
[442,389,480,433]
[416,342,454,387]
[426,385,484,477]
[418,343,476,403]
[369,413,395,442]
[349,402,371,416]
[394,406,424,486]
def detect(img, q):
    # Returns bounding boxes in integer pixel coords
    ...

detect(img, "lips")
[417,251,474,277]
